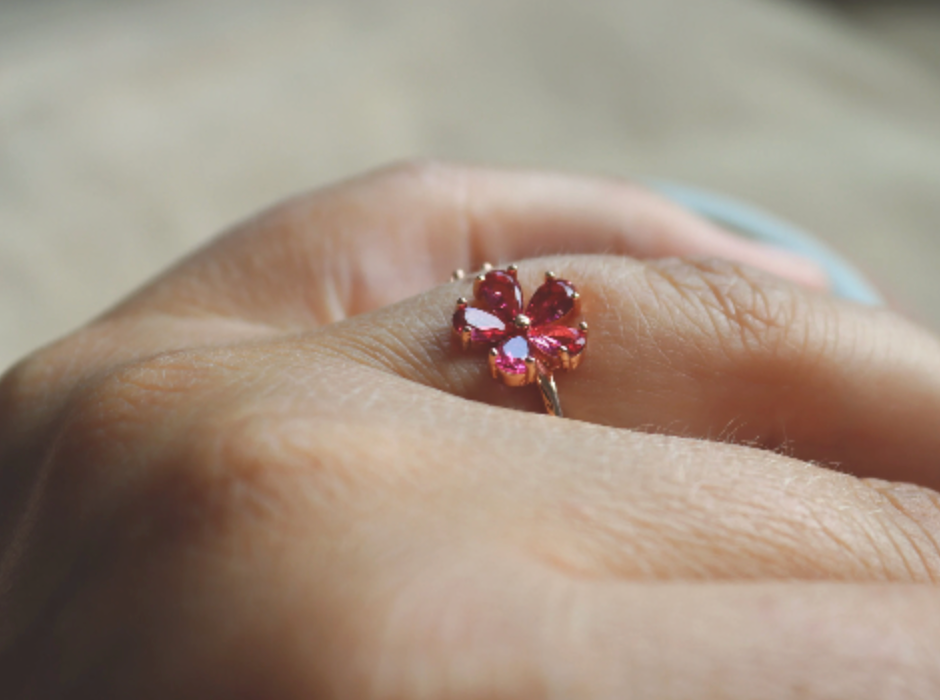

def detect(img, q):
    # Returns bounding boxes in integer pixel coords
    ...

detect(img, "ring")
[451,264,588,417]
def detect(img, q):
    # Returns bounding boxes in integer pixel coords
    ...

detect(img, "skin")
[1,161,939,698]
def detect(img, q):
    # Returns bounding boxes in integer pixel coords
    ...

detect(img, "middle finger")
[317,254,940,490]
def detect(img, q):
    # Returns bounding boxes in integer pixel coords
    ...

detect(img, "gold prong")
[568,352,583,371]
[481,262,494,272]
[488,347,499,379]
[506,264,519,277]
[578,320,589,334]
[473,274,486,297]
[559,345,571,371]
[524,356,538,384]
[545,271,557,282]
[461,326,472,350]
[456,297,468,309]
[451,269,466,281]
[571,291,582,314]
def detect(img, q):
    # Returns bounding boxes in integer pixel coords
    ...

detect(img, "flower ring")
[451,264,588,417]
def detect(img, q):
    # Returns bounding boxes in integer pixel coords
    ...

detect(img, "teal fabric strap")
[651,181,884,306]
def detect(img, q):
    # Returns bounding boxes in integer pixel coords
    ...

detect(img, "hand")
[2,162,939,699]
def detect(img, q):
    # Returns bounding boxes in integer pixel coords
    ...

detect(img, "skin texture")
[1,162,939,698]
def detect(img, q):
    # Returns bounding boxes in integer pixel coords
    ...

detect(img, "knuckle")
[0,333,107,457]
[0,344,76,426]
[48,349,226,494]
[124,408,394,553]
[125,412,296,546]
[0,356,42,430]
[62,350,207,442]
[0,324,149,438]
[46,347,384,549]
[642,257,812,359]
[863,479,940,583]
[49,393,292,557]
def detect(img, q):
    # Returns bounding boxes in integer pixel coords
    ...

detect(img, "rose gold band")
[537,371,563,417]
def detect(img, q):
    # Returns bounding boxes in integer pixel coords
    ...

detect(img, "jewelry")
[451,264,587,417]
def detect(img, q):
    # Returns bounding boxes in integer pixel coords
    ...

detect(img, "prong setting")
[524,356,538,384]
[495,352,532,387]
[460,326,472,350]
[506,264,519,277]
[473,274,486,297]
[451,269,466,281]
[488,347,499,379]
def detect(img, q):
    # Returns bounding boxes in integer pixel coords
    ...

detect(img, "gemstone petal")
[453,306,508,344]
[529,325,587,369]
[494,335,532,376]
[476,270,524,320]
[526,278,578,327]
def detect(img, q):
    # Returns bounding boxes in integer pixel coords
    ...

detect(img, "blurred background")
[2,0,939,371]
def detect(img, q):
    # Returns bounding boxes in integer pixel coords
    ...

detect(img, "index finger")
[105,161,825,333]
[1,162,828,433]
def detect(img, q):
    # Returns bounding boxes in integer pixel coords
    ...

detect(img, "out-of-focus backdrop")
[2,0,939,371]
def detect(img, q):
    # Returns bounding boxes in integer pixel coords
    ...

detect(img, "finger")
[317,255,940,488]
[106,161,826,333]
[14,163,830,404]
[16,339,940,598]
[10,349,940,696]
[7,339,940,697]
[514,580,940,699]
[327,569,940,698]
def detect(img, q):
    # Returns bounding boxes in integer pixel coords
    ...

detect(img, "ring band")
[537,371,563,417]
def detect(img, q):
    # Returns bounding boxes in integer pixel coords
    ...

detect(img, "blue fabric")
[651,181,884,306]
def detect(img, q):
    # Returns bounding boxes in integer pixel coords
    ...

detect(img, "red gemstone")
[526,278,577,327]
[453,306,508,344]
[494,335,531,375]
[529,325,586,368]
[476,270,523,319]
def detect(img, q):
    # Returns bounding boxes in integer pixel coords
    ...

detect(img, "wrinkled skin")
[1,162,940,699]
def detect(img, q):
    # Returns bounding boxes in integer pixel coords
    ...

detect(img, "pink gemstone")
[494,335,531,375]
[529,325,586,367]
[526,278,577,327]
[453,306,508,344]
[476,270,523,319]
